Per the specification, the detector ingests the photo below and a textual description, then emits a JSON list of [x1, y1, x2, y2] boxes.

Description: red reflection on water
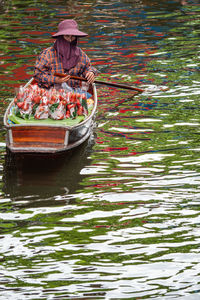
[[25, 8, 40, 11], [102, 147, 129, 151], [124, 33, 136, 37], [23, 38, 50, 44], [0, 63, 33, 89], [119, 108, 138, 113], [113, 36, 125, 39], [8, 47, 22, 51], [93, 61, 113, 65], [96, 137, 104, 144], [155, 33, 164, 36], [20, 31, 47, 35], [92, 183, 119, 188], [14, 54, 34, 58], [1, 63, 13, 68], [129, 151, 138, 155], [96, 20, 109, 23], [122, 53, 136, 58], [95, 35, 106, 38], [14, 65, 30, 78]]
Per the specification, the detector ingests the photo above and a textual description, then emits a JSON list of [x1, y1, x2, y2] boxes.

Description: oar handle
[[95, 79, 144, 92], [55, 73, 86, 81], [54, 73, 144, 93]]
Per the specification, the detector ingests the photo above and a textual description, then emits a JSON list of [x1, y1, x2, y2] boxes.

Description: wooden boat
[[4, 79, 97, 154]]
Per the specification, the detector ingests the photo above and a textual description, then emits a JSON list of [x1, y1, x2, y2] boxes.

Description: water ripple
[[0, 0, 200, 299]]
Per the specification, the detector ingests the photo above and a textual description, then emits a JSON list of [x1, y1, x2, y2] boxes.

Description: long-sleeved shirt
[[34, 46, 98, 89]]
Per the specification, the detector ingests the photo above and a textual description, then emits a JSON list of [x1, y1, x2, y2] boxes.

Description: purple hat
[[52, 19, 88, 38]]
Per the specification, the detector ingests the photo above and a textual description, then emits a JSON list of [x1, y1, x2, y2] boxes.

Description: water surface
[[0, 0, 200, 299]]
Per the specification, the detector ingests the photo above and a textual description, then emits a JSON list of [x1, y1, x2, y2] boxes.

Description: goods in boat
[[4, 80, 97, 154]]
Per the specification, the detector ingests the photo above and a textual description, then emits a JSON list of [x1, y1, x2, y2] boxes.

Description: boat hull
[[4, 84, 97, 154]]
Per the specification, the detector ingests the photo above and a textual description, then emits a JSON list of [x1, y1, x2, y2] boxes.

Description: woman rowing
[[34, 19, 98, 90]]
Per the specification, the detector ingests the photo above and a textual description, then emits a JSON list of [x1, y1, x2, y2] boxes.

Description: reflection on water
[[3, 138, 94, 200], [0, 0, 200, 299]]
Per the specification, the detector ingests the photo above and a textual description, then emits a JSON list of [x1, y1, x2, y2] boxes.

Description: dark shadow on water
[[2, 136, 94, 202]]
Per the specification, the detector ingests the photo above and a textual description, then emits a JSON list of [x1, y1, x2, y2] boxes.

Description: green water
[[0, 0, 200, 299]]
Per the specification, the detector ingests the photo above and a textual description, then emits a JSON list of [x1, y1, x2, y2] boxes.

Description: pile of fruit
[[13, 85, 93, 120]]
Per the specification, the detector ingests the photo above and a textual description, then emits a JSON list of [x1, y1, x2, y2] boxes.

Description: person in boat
[[34, 19, 98, 90]]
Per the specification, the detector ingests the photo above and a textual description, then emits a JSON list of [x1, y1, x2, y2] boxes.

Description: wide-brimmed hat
[[52, 19, 88, 38]]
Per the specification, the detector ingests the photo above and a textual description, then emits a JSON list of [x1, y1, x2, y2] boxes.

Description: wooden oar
[[54, 73, 144, 93]]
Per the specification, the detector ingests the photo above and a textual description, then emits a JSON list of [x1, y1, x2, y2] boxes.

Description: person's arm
[[81, 51, 98, 84], [34, 48, 65, 88]]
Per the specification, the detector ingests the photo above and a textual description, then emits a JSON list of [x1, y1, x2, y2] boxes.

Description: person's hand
[[55, 74, 71, 84], [85, 71, 95, 84]]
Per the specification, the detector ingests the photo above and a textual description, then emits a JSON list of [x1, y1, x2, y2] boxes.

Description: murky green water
[[0, 0, 200, 299]]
